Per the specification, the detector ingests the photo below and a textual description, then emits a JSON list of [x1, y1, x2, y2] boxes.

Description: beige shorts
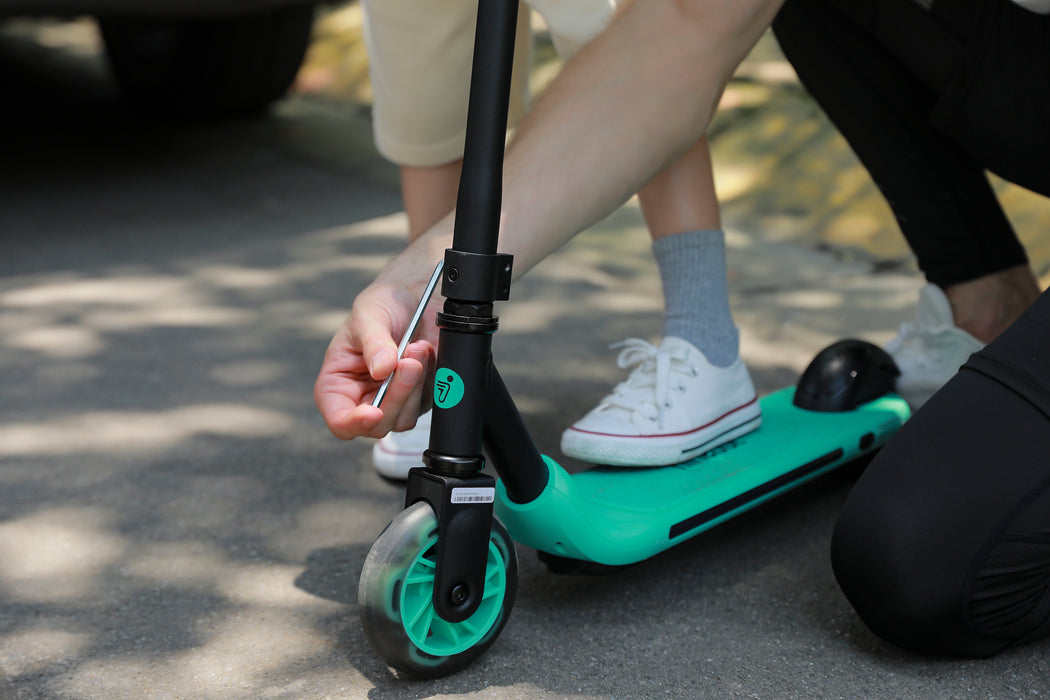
[[361, 0, 617, 167]]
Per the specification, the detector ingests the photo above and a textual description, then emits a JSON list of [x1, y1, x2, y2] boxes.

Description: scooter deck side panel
[[495, 387, 909, 565]]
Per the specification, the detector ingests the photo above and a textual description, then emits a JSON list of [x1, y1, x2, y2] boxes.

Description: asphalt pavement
[[2, 19, 1050, 700]]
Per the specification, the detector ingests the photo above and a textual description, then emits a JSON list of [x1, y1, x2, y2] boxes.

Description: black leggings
[[832, 286, 1050, 657], [772, 0, 1050, 287]]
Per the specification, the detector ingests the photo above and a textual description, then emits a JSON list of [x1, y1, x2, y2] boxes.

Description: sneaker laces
[[602, 338, 696, 429]]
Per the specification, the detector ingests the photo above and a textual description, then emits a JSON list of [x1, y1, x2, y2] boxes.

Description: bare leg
[[945, 265, 1041, 344], [404, 137, 722, 243], [400, 160, 464, 240], [637, 136, 720, 236], [632, 136, 740, 366], [560, 135, 759, 465]]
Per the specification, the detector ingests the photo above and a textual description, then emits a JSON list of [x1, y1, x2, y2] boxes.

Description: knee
[[831, 370, 1050, 656], [828, 411, 1015, 658], [831, 491, 976, 654], [832, 485, 1050, 657]]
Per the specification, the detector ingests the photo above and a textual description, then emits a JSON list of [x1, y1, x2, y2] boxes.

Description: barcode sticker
[[450, 487, 496, 504]]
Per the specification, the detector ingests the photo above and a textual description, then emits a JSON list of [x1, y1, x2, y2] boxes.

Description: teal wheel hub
[[400, 536, 508, 656]]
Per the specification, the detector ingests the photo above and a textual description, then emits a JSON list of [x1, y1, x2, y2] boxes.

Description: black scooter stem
[[452, 0, 520, 257]]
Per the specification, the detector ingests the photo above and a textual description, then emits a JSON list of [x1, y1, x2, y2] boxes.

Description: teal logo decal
[[434, 368, 465, 409]]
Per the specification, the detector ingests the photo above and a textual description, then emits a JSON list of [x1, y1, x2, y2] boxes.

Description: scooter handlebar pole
[[451, 0, 519, 257]]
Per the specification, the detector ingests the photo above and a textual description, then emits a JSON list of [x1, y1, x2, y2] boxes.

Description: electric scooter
[[357, 0, 910, 678]]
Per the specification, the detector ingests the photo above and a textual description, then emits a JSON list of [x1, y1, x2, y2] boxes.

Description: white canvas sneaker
[[886, 284, 984, 409], [560, 337, 761, 467], [372, 410, 431, 481]]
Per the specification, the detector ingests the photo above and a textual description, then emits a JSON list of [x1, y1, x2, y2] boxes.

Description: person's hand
[[314, 278, 439, 440]]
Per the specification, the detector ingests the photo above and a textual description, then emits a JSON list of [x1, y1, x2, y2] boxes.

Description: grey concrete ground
[[2, 18, 1050, 700]]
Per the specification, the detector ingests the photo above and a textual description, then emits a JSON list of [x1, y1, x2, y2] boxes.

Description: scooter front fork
[[403, 467, 496, 624], [400, 0, 538, 625], [404, 267, 552, 623], [405, 300, 500, 624]]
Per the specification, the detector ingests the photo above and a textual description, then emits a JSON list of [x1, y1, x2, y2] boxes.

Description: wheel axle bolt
[[450, 584, 469, 606]]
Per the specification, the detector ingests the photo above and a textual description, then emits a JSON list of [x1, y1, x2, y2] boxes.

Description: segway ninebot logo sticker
[[434, 368, 465, 409]]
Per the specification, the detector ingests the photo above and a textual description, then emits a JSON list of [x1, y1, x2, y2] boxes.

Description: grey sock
[[652, 229, 739, 367]]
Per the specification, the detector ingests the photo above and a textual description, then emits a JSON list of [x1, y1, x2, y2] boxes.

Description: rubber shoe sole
[[561, 397, 761, 467]]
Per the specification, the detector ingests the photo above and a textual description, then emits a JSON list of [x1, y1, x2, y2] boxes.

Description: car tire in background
[[98, 5, 315, 120]]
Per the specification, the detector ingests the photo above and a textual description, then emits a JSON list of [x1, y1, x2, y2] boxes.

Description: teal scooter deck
[[494, 387, 909, 566]]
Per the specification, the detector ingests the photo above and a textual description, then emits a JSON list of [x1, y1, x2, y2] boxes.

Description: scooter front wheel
[[359, 501, 518, 678]]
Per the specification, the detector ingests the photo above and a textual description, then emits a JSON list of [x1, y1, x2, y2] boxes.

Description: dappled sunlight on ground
[[0, 627, 92, 680], [0, 158, 459, 691], [0, 507, 124, 603], [3, 12, 1050, 698], [0, 163, 412, 692], [57, 609, 335, 699], [0, 406, 294, 457], [0, 215, 409, 364]]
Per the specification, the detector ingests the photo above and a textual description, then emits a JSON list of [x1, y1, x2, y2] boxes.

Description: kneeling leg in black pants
[[832, 288, 1050, 656]]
